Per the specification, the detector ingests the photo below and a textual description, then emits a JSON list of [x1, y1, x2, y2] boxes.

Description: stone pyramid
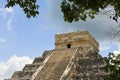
[[5, 31, 107, 80]]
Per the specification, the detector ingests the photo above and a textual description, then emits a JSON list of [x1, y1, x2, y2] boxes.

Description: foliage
[[5, 0, 120, 22], [61, 0, 120, 23], [5, 0, 39, 18], [103, 53, 120, 80]]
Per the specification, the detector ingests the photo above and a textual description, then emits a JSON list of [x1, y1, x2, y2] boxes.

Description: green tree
[[61, 0, 120, 23], [5, 0, 39, 18], [103, 53, 120, 80], [5, 0, 120, 22]]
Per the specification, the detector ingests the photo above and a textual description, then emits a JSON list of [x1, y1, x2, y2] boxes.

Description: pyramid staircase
[[32, 48, 78, 80]]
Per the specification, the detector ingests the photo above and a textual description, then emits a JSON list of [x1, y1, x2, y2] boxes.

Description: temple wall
[[55, 31, 99, 52]]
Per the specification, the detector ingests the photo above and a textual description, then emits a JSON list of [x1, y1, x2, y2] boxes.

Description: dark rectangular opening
[[67, 44, 71, 48]]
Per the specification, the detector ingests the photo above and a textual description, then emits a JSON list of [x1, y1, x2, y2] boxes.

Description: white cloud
[[5, 8, 14, 13], [118, 44, 120, 50], [0, 7, 13, 18], [113, 42, 120, 56], [0, 38, 6, 43], [0, 7, 14, 31], [113, 51, 120, 56], [0, 55, 33, 80], [6, 17, 12, 31], [99, 42, 111, 51]]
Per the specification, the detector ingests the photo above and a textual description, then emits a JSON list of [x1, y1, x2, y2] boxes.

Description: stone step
[[42, 50, 52, 59], [23, 64, 40, 71], [13, 79, 30, 80], [32, 57, 43, 64], [32, 50, 52, 64], [11, 70, 35, 80]]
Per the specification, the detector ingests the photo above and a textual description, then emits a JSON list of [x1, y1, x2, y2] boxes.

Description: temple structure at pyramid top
[[5, 31, 107, 80], [55, 31, 99, 52]]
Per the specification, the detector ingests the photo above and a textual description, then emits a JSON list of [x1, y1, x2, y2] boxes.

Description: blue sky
[[0, 0, 120, 80]]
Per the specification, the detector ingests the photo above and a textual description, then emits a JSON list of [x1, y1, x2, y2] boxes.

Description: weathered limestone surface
[[55, 31, 99, 52], [62, 47, 107, 80], [5, 31, 107, 80]]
